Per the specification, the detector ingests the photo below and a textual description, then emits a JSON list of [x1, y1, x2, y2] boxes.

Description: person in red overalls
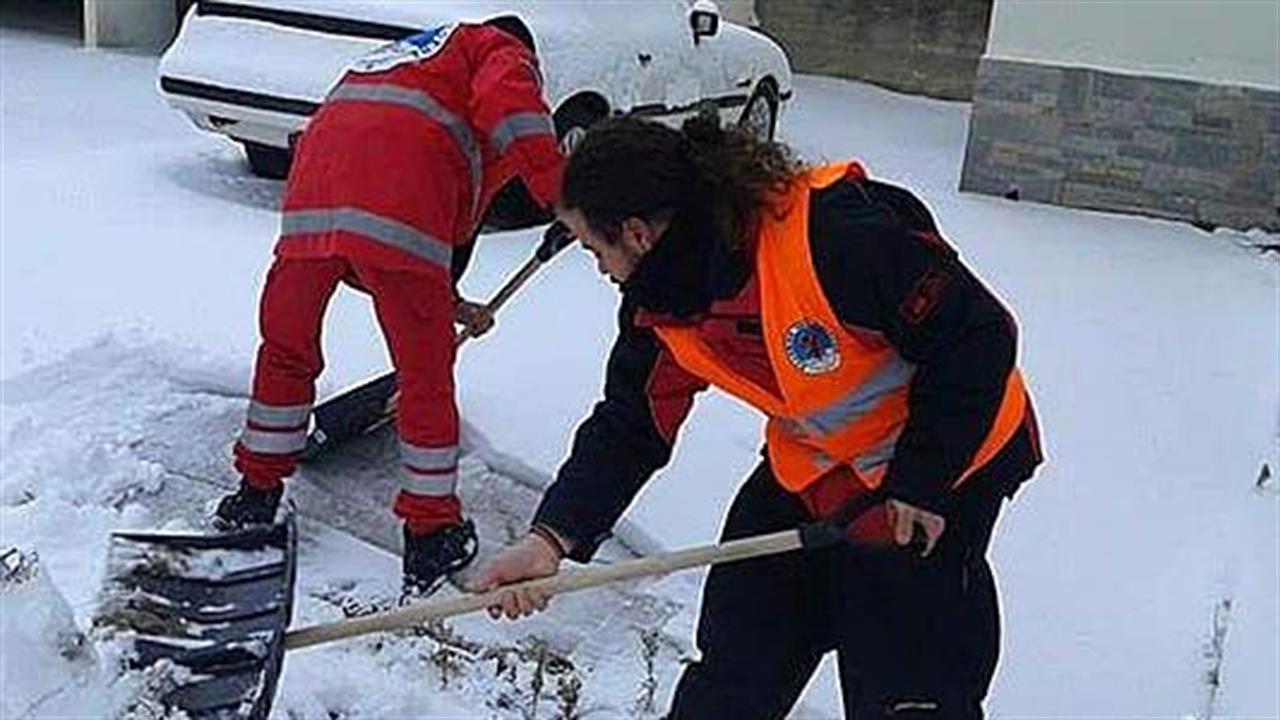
[[213, 16, 565, 596]]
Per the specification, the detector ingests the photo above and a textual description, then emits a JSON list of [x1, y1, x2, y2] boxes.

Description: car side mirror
[[689, 0, 720, 44]]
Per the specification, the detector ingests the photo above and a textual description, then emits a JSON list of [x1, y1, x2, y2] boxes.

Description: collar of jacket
[[632, 257, 758, 329], [624, 211, 752, 326]]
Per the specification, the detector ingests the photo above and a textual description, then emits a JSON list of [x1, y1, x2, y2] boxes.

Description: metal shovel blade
[[301, 372, 398, 462], [99, 516, 297, 719]]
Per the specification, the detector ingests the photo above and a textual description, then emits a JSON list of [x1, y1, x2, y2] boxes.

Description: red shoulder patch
[[899, 268, 951, 325]]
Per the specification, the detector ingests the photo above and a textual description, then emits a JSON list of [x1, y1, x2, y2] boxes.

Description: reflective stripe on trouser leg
[[239, 426, 308, 455], [241, 400, 312, 455], [236, 256, 345, 489], [351, 263, 461, 528], [400, 467, 458, 497], [246, 400, 311, 430], [399, 440, 459, 497]]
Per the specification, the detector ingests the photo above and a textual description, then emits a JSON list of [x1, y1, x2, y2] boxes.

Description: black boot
[[402, 520, 478, 598], [213, 482, 283, 530]]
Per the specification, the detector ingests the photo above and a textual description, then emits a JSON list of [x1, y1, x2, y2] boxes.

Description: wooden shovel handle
[[453, 254, 544, 348], [284, 528, 803, 651]]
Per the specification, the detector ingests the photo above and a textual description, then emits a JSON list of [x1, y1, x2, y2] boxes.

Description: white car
[[159, 0, 793, 183]]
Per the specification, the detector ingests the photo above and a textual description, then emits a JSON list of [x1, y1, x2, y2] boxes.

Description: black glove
[[536, 221, 575, 262]]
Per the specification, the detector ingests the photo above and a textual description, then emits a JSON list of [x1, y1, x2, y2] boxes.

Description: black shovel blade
[[300, 372, 398, 462], [100, 516, 297, 720]]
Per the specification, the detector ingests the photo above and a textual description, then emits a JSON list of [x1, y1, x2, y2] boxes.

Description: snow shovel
[[101, 491, 888, 718], [97, 515, 297, 720], [301, 222, 575, 461]]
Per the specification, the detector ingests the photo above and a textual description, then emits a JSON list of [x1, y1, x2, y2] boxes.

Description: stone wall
[[757, 0, 993, 100], [961, 57, 1279, 231]]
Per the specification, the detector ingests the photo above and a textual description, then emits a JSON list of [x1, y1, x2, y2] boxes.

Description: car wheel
[[738, 82, 778, 140], [241, 140, 291, 180]]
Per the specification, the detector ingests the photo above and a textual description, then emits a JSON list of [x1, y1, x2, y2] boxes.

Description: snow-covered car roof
[[161, 0, 792, 127]]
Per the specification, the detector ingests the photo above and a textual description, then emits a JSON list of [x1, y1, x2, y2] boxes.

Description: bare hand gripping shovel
[[301, 222, 575, 462], [98, 491, 888, 718]]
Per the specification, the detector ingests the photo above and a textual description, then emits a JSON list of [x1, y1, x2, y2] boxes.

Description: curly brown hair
[[561, 114, 802, 253]]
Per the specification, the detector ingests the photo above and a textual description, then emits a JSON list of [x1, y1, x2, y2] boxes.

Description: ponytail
[[678, 113, 800, 252], [561, 115, 801, 253]]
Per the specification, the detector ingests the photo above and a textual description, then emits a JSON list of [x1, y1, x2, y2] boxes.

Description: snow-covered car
[[158, 0, 793, 182]]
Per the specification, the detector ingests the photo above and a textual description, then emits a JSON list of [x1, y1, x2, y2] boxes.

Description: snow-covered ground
[[3, 27, 1277, 719]]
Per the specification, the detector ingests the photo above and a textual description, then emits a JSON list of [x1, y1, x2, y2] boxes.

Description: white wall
[[84, 0, 176, 50], [987, 0, 1279, 90], [717, 0, 759, 27]]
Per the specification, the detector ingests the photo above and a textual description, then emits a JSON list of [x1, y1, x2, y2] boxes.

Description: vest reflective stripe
[[327, 81, 482, 203], [798, 356, 914, 436], [853, 429, 902, 476], [491, 111, 555, 154], [281, 208, 452, 270], [246, 401, 311, 430], [240, 427, 308, 455], [399, 467, 457, 496], [399, 440, 459, 473], [656, 161, 1030, 495]]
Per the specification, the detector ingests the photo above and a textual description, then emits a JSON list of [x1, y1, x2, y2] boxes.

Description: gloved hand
[[454, 298, 495, 339], [799, 466, 946, 557], [535, 221, 574, 262], [468, 529, 565, 620]]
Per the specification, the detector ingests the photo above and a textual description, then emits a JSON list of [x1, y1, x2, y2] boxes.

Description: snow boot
[[213, 482, 283, 530], [402, 520, 478, 598]]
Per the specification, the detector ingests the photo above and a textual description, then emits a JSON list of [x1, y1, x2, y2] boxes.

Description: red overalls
[[234, 22, 564, 534]]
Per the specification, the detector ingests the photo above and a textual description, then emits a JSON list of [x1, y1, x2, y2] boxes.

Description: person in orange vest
[[473, 116, 1043, 718], [213, 16, 564, 597]]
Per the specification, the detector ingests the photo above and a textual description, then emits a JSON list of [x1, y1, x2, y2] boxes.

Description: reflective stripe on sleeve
[[491, 111, 555, 154]]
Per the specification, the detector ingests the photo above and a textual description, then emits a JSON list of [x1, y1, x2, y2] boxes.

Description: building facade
[[756, 0, 994, 101], [960, 1, 1279, 232]]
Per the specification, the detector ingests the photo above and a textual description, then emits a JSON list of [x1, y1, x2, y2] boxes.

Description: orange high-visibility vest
[[654, 162, 1029, 494]]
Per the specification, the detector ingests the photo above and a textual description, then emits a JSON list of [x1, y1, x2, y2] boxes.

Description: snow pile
[[0, 329, 707, 717], [0, 547, 163, 718], [1, 548, 98, 717]]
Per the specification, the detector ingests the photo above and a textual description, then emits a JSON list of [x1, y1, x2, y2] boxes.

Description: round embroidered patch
[[348, 24, 457, 75], [784, 321, 841, 375]]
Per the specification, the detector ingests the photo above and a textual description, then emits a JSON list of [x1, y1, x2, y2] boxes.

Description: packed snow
[[3, 25, 1277, 719]]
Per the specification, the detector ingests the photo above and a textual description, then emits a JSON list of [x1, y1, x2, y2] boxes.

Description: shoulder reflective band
[[327, 82, 481, 208]]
